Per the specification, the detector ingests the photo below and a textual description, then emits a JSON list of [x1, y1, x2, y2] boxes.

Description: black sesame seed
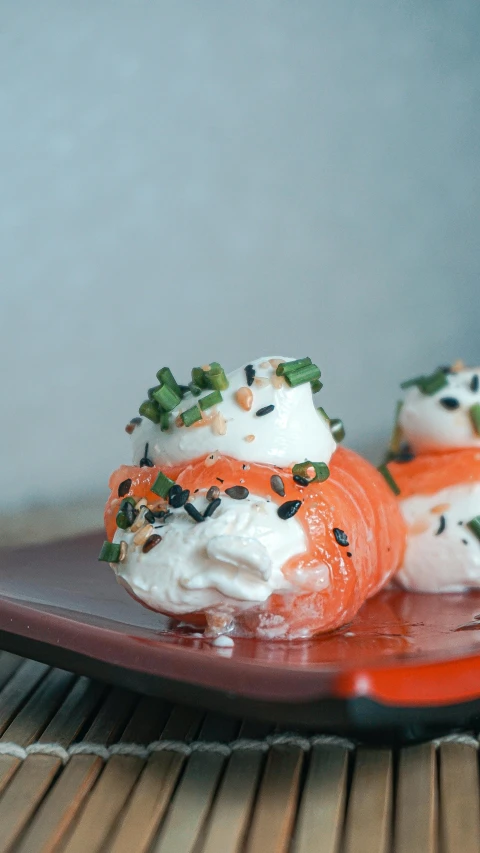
[[184, 503, 205, 523], [144, 509, 156, 525], [270, 474, 285, 498], [278, 500, 302, 520], [346, 552, 352, 558], [256, 404, 275, 417], [142, 533, 162, 553], [118, 478, 132, 497], [458, 521, 464, 525], [178, 384, 190, 395], [436, 515, 446, 535], [139, 443, 154, 467], [437, 365, 452, 375], [216, 477, 224, 484], [151, 509, 170, 520], [471, 375, 480, 392], [293, 475, 310, 487], [130, 417, 143, 425], [225, 486, 249, 500], [169, 488, 190, 508], [439, 397, 460, 410], [168, 484, 182, 502], [203, 497, 222, 518], [463, 539, 469, 545], [119, 500, 136, 527], [206, 485, 221, 502], [333, 528, 349, 547], [245, 364, 255, 386]]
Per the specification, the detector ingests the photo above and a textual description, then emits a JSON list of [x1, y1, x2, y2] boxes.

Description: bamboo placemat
[[0, 652, 478, 853]]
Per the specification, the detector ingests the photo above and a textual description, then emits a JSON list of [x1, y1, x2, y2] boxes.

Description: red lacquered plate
[[3, 533, 480, 739]]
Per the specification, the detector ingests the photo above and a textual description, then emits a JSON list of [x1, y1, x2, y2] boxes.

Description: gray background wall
[[1, 1, 479, 531]]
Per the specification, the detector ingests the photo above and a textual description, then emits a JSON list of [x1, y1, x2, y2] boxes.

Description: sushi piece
[[101, 356, 405, 639], [386, 363, 480, 592]]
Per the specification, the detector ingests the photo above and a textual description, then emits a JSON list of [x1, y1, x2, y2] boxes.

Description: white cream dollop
[[112, 491, 312, 616], [399, 368, 480, 454], [131, 356, 335, 469], [396, 483, 480, 592]]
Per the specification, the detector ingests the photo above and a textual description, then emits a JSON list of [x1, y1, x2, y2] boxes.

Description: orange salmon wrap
[[387, 447, 480, 500], [105, 446, 406, 638]]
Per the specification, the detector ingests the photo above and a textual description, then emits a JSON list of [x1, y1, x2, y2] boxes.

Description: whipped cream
[[400, 368, 480, 453], [131, 356, 335, 469], [396, 483, 480, 592], [113, 490, 310, 616]]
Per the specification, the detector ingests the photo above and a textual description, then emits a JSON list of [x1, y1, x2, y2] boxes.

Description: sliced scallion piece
[[160, 411, 170, 432], [199, 390, 223, 411], [205, 364, 229, 391], [284, 364, 321, 387], [156, 367, 183, 399], [139, 400, 161, 423], [276, 357, 312, 377], [191, 367, 209, 389], [400, 375, 425, 390], [330, 418, 346, 443], [147, 385, 161, 401], [419, 370, 448, 395], [151, 471, 176, 499], [317, 407, 329, 421], [377, 464, 401, 495], [467, 516, 480, 540], [388, 401, 404, 456], [98, 541, 121, 563], [188, 382, 203, 396], [310, 379, 323, 394], [152, 383, 181, 412], [470, 403, 480, 436], [292, 461, 330, 482], [181, 404, 202, 427]]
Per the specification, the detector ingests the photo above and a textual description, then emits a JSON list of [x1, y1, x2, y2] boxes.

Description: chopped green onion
[[317, 407, 329, 421], [188, 382, 203, 396], [147, 385, 161, 401], [330, 418, 346, 443], [378, 464, 401, 496], [191, 367, 209, 389], [139, 400, 161, 423], [120, 497, 137, 508], [292, 461, 330, 482], [156, 366, 182, 398], [181, 404, 202, 427], [388, 401, 404, 456], [467, 516, 480, 540], [199, 390, 223, 411], [151, 471, 176, 498], [160, 411, 170, 432], [98, 541, 121, 563], [400, 370, 448, 396], [152, 383, 181, 412], [470, 404, 480, 436], [115, 511, 130, 530], [284, 365, 321, 387], [205, 365, 229, 391], [310, 379, 323, 394], [276, 357, 313, 376]]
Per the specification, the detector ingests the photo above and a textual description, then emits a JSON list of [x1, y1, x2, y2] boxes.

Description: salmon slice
[[104, 447, 405, 638], [387, 447, 480, 500]]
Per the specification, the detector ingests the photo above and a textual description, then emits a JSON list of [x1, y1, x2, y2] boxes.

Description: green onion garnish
[[467, 516, 480, 540], [160, 411, 170, 432], [199, 390, 223, 411], [284, 364, 321, 387], [470, 404, 480, 436], [139, 400, 161, 423], [317, 407, 329, 421], [205, 364, 229, 392], [188, 382, 203, 397], [400, 370, 448, 396], [310, 379, 323, 394], [98, 541, 121, 563], [388, 401, 404, 456], [181, 405, 202, 427], [151, 471, 176, 499], [152, 383, 181, 412], [292, 461, 330, 482], [147, 385, 161, 401], [377, 464, 401, 496], [276, 357, 313, 376], [330, 418, 346, 443], [191, 367, 209, 389], [156, 366, 182, 399]]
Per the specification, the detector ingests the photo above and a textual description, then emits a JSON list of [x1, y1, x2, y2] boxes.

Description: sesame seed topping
[[439, 397, 460, 410], [256, 404, 275, 417], [270, 474, 285, 497], [184, 503, 205, 523], [436, 515, 446, 535], [225, 486, 249, 500], [333, 528, 349, 547], [206, 486, 221, 502], [118, 479, 132, 497], [471, 375, 480, 392], [277, 500, 302, 520], [142, 533, 162, 553], [203, 497, 222, 518], [244, 434, 255, 442], [245, 364, 255, 386]]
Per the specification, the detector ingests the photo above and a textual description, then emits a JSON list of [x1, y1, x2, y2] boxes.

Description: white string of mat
[[0, 731, 477, 764]]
